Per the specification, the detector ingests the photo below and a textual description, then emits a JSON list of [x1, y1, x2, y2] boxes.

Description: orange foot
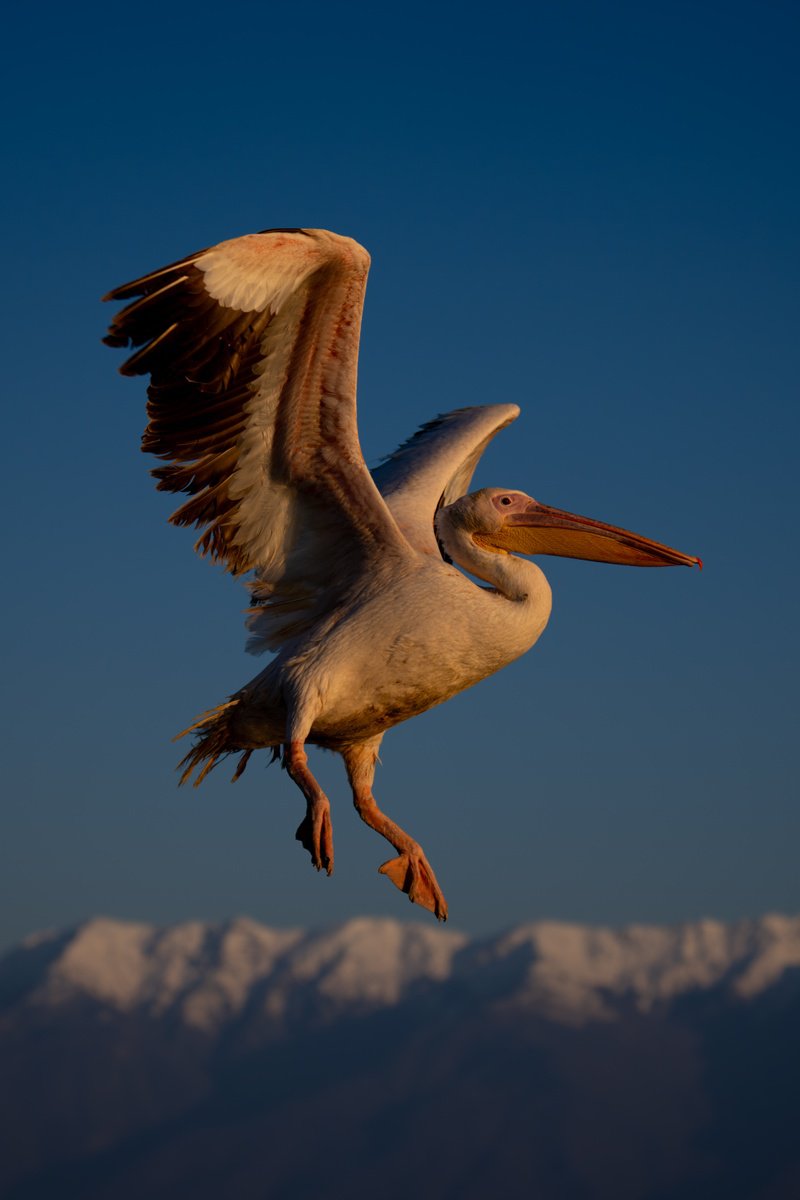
[[295, 801, 334, 875], [379, 852, 448, 921]]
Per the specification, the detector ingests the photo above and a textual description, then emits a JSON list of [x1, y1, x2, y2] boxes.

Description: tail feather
[[175, 699, 248, 787]]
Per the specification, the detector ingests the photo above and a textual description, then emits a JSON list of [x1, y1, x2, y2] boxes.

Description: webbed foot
[[379, 852, 448, 921], [295, 798, 334, 875]]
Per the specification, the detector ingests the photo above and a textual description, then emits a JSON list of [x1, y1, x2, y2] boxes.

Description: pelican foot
[[379, 853, 448, 921], [295, 801, 334, 875]]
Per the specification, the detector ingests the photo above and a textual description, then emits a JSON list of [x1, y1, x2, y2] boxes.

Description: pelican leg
[[284, 741, 334, 875], [342, 739, 448, 922]]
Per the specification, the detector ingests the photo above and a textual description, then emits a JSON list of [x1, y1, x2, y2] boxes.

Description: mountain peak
[[3, 913, 799, 1032]]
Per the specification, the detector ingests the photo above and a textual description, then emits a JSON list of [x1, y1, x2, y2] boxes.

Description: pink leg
[[342, 739, 448, 921], [284, 741, 334, 875]]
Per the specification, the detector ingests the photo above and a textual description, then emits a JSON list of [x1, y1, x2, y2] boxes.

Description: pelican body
[[105, 228, 700, 920], [227, 515, 552, 751]]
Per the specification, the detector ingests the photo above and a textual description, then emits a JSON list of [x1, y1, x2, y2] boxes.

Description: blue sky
[[1, 0, 797, 948]]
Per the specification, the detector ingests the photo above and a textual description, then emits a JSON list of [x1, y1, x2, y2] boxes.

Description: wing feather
[[372, 405, 520, 553], [105, 228, 412, 639]]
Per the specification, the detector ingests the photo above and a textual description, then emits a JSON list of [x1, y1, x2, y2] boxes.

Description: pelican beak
[[479, 500, 702, 568]]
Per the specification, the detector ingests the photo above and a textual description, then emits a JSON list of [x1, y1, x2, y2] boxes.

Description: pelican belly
[[297, 556, 552, 746]]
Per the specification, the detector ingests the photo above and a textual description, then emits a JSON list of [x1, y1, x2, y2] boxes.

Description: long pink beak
[[483, 500, 702, 568]]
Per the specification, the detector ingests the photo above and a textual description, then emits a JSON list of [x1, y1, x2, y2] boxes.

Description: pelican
[[104, 227, 700, 921]]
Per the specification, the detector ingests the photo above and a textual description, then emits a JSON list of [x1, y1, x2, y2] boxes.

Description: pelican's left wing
[[105, 228, 412, 652], [372, 404, 520, 554]]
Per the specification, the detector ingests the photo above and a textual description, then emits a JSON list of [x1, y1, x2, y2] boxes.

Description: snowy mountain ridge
[[6, 913, 800, 1032]]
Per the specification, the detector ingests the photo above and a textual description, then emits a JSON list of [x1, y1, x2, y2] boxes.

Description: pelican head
[[443, 487, 701, 568]]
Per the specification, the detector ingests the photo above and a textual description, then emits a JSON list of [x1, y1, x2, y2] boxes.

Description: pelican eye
[[500, 496, 513, 506]]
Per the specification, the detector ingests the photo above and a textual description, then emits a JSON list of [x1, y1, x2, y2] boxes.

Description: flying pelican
[[104, 227, 700, 921]]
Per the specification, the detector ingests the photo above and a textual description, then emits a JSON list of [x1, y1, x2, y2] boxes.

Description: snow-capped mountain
[[8, 912, 800, 1030], [2, 915, 799, 1200]]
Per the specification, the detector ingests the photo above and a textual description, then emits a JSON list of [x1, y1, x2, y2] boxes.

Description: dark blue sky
[[1, 0, 797, 948]]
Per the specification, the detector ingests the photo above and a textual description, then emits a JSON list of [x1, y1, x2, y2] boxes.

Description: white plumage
[[105, 227, 700, 920]]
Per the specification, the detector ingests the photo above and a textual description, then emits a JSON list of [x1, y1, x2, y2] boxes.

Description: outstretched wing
[[104, 227, 412, 652], [372, 404, 520, 554]]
